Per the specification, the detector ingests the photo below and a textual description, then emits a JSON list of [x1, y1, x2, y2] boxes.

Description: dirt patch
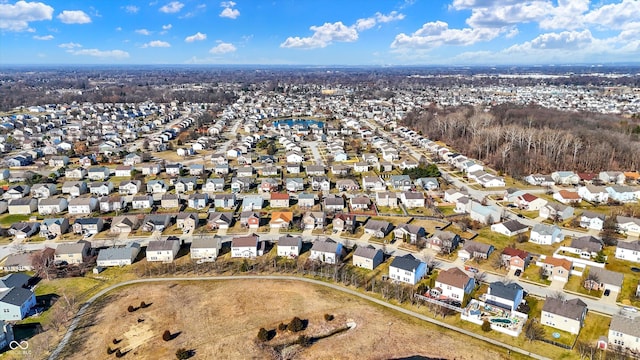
[[64, 280, 508, 360]]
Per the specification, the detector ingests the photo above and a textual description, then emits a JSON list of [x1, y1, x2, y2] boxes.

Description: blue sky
[[0, 0, 639, 65]]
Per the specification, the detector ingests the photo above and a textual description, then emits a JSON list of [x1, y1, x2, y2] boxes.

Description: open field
[[61, 280, 512, 360]]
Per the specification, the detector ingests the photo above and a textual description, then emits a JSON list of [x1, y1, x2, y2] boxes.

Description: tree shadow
[[169, 331, 182, 340]]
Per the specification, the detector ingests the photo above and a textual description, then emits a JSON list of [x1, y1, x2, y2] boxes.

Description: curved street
[[48, 275, 550, 360]]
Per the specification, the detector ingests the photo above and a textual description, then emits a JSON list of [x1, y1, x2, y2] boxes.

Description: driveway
[[548, 279, 566, 291], [358, 233, 373, 242]]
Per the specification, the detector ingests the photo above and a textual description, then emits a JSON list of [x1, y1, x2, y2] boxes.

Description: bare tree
[[524, 318, 544, 342]]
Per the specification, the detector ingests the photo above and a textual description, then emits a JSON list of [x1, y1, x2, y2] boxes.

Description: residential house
[[311, 176, 331, 192], [165, 163, 182, 176], [608, 314, 640, 352], [189, 164, 204, 176], [376, 191, 398, 208], [141, 214, 172, 232], [203, 178, 225, 193], [434, 267, 475, 301], [99, 195, 125, 213], [187, 193, 209, 209], [306, 165, 325, 176], [335, 179, 359, 192], [578, 185, 610, 203], [285, 178, 305, 192], [615, 241, 640, 263], [524, 174, 555, 186], [490, 220, 528, 237], [61, 181, 87, 197], [176, 213, 198, 233], [551, 171, 580, 185], [323, 194, 344, 212], [190, 236, 222, 261], [584, 267, 623, 293], [65, 167, 87, 179], [389, 254, 427, 285], [131, 195, 153, 210], [87, 166, 110, 180], [213, 193, 236, 209], [270, 211, 293, 229], [352, 245, 384, 270], [599, 171, 626, 184], [542, 257, 573, 282], [333, 213, 356, 234], [568, 236, 604, 259], [277, 235, 303, 258], [269, 192, 290, 208], [8, 222, 39, 240], [607, 185, 638, 203], [240, 211, 261, 229], [207, 212, 234, 230], [114, 165, 133, 177], [260, 165, 278, 177], [362, 176, 385, 191], [541, 297, 587, 334], [393, 224, 426, 244], [400, 191, 425, 209], [415, 177, 439, 191], [302, 211, 325, 230], [469, 202, 501, 224], [515, 193, 547, 210], [214, 164, 230, 175], [350, 195, 372, 210], [389, 175, 413, 191], [553, 190, 582, 204], [160, 193, 180, 209], [231, 234, 259, 258], [458, 240, 494, 262], [617, 216, 640, 237], [0, 273, 36, 321], [110, 215, 141, 235], [118, 180, 142, 195], [579, 211, 605, 231], [72, 218, 104, 235], [140, 163, 162, 176], [8, 197, 37, 215], [174, 177, 198, 193], [146, 238, 180, 263], [3, 249, 53, 272], [539, 202, 574, 222], [54, 241, 91, 264], [485, 282, 524, 312], [428, 230, 461, 254], [89, 181, 113, 197], [242, 195, 264, 211], [530, 224, 563, 245], [501, 247, 531, 271], [30, 183, 57, 199], [231, 177, 253, 193], [310, 238, 343, 264], [298, 193, 316, 208], [363, 219, 393, 238], [146, 180, 168, 194], [96, 243, 141, 267], [259, 178, 279, 193], [286, 163, 301, 174], [40, 218, 69, 239]]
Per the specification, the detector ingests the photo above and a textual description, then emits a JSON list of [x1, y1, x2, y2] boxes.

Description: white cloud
[[391, 21, 501, 49], [135, 28, 152, 35], [281, 22, 358, 49], [162, 23, 172, 30], [0, 0, 54, 32], [57, 10, 92, 24], [68, 48, 130, 58], [185, 32, 207, 42], [142, 40, 171, 48], [58, 42, 82, 48], [115, 26, 122, 31], [451, 0, 520, 11], [209, 41, 236, 54], [465, 2, 552, 29], [124, 5, 139, 14], [33, 34, 53, 40], [509, 29, 594, 51], [221, 1, 236, 7], [283, 11, 403, 49], [159, 1, 184, 13], [220, 7, 240, 19], [583, 0, 640, 30]]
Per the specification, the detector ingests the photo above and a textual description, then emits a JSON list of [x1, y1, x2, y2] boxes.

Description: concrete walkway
[[49, 275, 550, 360]]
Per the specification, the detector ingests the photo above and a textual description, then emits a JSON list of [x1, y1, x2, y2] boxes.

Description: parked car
[[604, 289, 611, 297], [514, 269, 522, 277]]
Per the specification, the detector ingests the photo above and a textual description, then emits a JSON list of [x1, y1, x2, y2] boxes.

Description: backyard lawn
[[0, 213, 31, 226]]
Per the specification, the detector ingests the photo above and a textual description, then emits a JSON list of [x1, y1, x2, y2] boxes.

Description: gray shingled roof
[[501, 219, 528, 232], [489, 281, 523, 301], [147, 239, 179, 252], [589, 267, 624, 287], [278, 235, 302, 247], [390, 254, 421, 272], [0, 287, 34, 306], [311, 238, 339, 253], [542, 297, 587, 320], [353, 245, 381, 260], [610, 314, 640, 338], [0, 273, 31, 289]]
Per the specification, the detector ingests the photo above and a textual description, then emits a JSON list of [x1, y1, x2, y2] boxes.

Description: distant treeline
[[402, 104, 640, 177]]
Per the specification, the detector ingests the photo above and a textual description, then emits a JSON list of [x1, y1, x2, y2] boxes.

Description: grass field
[[60, 280, 513, 360]]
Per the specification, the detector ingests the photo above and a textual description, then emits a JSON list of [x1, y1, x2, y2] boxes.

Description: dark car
[[604, 289, 611, 296], [514, 269, 522, 277], [517, 214, 525, 218]]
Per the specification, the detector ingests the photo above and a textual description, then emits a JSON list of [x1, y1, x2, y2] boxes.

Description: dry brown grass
[[62, 280, 509, 360]]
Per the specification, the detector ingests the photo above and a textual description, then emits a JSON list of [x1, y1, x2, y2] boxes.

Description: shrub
[[324, 314, 334, 322], [140, 301, 148, 308], [175, 348, 190, 359], [112, 338, 120, 344], [296, 335, 311, 347], [115, 349, 124, 358], [257, 327, 269, 342], [278, 323, 287, 331], [163, 330, 172, 341], [127, 305, 135, 313], [107, 347, 114, 355], [289, 317, 304, 332], [481, 320, 492, 332]]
